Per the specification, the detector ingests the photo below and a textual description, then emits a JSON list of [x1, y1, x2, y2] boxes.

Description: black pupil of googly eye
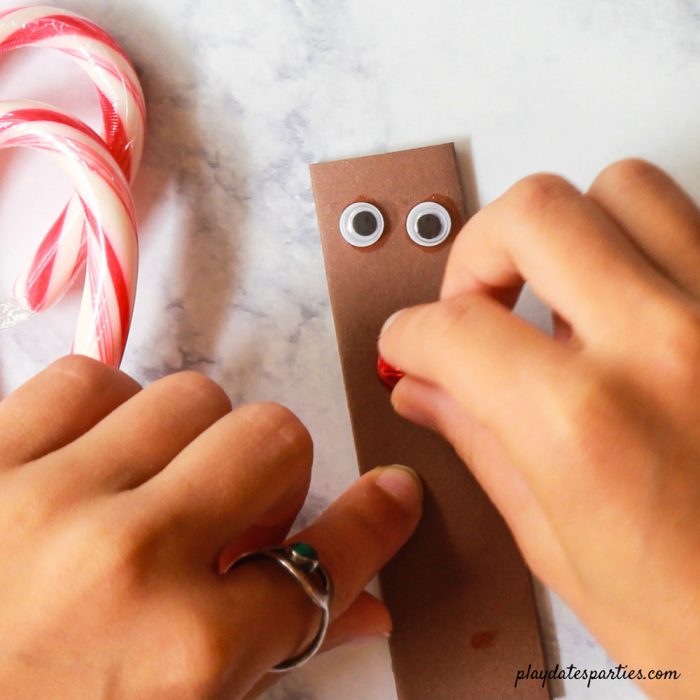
[[351, 210, 378, 236], [416, 213, 443, 240]]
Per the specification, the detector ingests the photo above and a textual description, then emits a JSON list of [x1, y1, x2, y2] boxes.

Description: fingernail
[[391, 393, 436, 432], [380, 309, 405, 337], [374, 465, 423, 514], [390, 382, 441, 432]]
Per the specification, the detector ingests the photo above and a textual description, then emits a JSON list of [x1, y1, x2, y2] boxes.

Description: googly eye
[[406, 201, 452, 247], [339, 202, 385, 247]]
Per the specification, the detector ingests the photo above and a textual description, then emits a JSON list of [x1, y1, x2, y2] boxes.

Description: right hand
[[379, 159, 700, 699]]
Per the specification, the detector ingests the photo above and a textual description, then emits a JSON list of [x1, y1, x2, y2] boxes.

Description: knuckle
[[139, 603, 229, 696], [508, 172, 577, 214], [32, 512, 147, 599], [96, 529, 141, 577], [432, 294, 485, 338], [76, 511, 151, 584], [550, 371, 623, 460], [167, 371, 232, 412], [342, 500, 398, 553], [169, 610, 230, 694], [650, 302, 700, 385], [49, 354, 116, 391], [246, 400, 298, 426], [0, 469, 56, 535], [591, 157, 660, 194], [242, 401, 312, 453]]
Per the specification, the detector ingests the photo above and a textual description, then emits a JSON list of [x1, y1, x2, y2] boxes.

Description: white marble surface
[[1, 1, 697, 698]]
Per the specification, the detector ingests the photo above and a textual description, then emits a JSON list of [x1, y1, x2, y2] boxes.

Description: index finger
[[378, 291, 571, 438]]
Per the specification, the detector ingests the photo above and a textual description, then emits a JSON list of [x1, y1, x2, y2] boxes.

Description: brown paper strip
[[310, 143, 549, 700]]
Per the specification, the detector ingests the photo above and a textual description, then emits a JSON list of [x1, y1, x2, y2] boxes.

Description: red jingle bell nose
[[377, 354, 405, 391]]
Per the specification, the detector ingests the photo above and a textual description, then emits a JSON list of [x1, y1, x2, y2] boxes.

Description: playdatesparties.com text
[[514, 663, 681, 689]]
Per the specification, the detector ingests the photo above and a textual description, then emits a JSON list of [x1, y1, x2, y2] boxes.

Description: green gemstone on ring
[[290, 542, 318, 560]]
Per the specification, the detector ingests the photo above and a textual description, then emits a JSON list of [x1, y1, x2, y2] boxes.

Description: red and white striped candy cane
[[0, 5, 146, 314], [0, 100, 138, 366]]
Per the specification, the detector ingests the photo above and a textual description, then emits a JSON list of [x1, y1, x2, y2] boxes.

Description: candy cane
[[0, 6, 146, 313], [0, 100, 137, 366]]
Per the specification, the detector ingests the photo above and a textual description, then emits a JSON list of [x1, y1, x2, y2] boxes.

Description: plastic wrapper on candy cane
[[0, 5, 145, 331], [0, 101, 137, 366]]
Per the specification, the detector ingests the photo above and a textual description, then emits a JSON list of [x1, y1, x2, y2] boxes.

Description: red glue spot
[[377, 355, 405, 391], [470, 630, 498, 650]]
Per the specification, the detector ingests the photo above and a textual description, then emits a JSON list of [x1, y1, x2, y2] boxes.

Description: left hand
[[0, 356, 423, 699]]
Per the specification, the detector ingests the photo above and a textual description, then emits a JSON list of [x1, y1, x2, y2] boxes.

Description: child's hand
[[379, 159, 700, 699], [0, 357, 423, 698]]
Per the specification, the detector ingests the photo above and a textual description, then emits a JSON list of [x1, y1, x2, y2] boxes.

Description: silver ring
[[224, 542, 333, 672]]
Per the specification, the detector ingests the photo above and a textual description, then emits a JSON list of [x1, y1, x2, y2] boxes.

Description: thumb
[[389, 375, 570, 587]]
